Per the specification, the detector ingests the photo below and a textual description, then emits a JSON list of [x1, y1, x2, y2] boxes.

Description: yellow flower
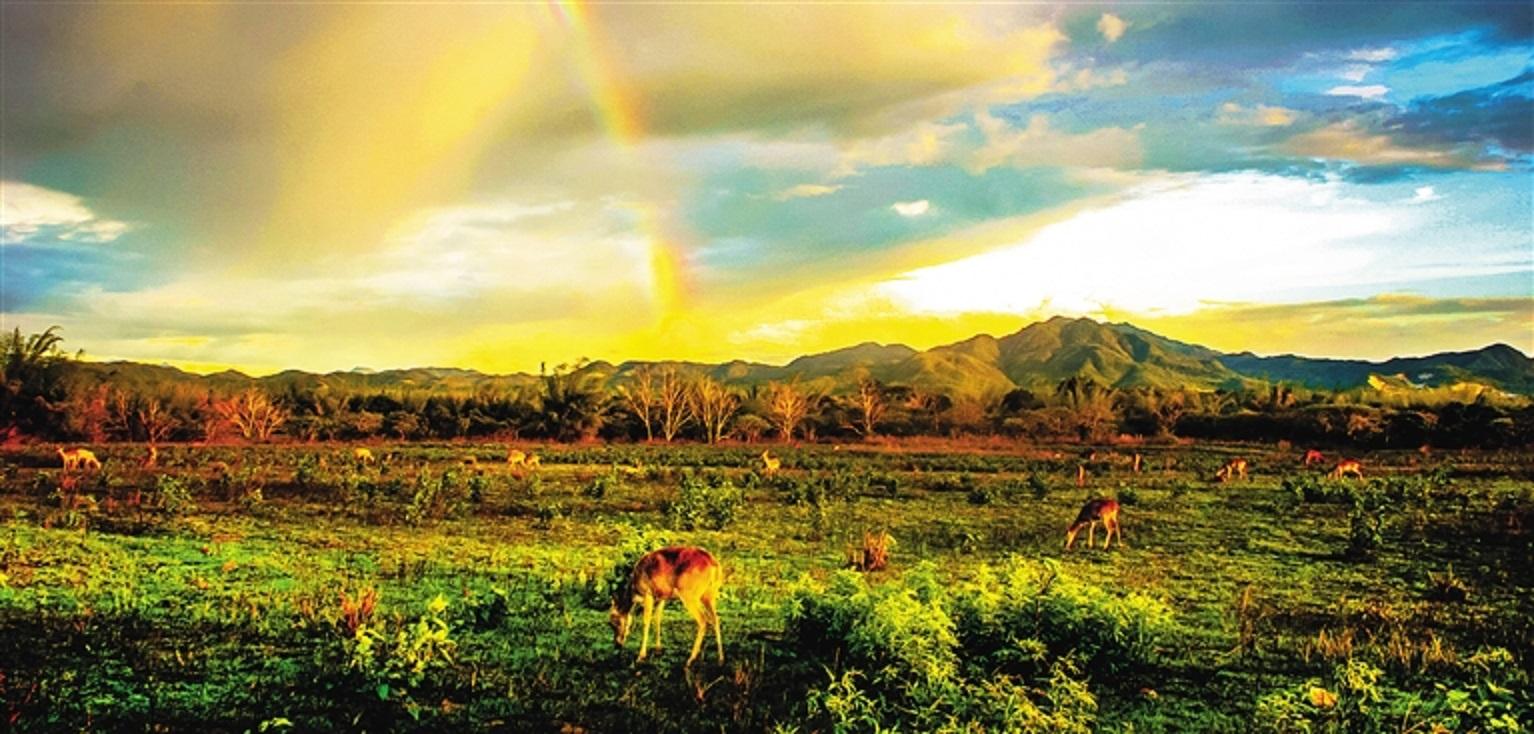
[[427, 594, 448, 615]]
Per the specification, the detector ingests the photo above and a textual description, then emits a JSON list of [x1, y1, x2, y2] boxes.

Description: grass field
[[1, 442, 1530, 732]]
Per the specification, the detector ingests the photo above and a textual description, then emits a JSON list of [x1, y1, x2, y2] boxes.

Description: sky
[[1, 2, 1531, 375]]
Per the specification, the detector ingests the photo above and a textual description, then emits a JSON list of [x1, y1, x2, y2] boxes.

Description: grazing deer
[[610, 546, 724, 666], [1330, 459, 1364, 480], [1065, 498, 1121, 550], [143, 445, 159, 469], [1303, 449, 1324, 467], [1216, 458, 1249, 483], [353, 447, 376, 465], [760, 450, 781, 476], [507, 449, 540, 468], [57, 448, 101, 472]]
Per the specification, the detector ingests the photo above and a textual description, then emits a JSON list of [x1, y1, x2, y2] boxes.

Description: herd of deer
[[46, 443, 1371, 668]]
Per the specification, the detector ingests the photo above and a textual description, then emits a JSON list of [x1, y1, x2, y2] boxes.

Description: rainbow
[[548, 0, 689, 324]]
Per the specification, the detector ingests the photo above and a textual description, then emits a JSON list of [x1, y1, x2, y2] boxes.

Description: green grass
[[1, 442, 1530, 731]]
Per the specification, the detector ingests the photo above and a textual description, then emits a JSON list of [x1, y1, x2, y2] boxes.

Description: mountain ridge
[[71, 318, 1534, 397]]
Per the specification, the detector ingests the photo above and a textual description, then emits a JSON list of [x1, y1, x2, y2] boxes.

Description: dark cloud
[[1389, 70, 1534, 152]]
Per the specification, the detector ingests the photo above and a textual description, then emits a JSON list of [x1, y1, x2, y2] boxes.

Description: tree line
[[4, 328, 1531, 449]]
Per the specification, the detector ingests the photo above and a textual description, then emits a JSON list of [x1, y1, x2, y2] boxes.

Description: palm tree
[[0, 326, 73, 440], [538, 361, 609, 441]]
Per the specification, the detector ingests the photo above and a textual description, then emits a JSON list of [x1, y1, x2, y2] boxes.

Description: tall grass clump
[[781, 558, 1170, 732]]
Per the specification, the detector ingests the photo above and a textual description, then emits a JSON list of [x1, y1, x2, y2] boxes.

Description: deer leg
[[1103, 519, 1113, 549], [682, 597, 706, 667], [1088, 521, 1097, 549], [707, 593, 724, 663], [637, 595, 654, 661], [652, 598, 666, 650]]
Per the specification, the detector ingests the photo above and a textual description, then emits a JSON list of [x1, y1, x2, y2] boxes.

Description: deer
[[760, 450, 781, 476], [1302, 449, 1325, 467], [1065, 498, 1121, 550], [508, 450, 540, 471], [142, 445, 159, 469], [1215, 458, 1249, 483], [1330, 459, 1364, 480], [57, 447, 101, 472], [610, 546, 724, 667], [353, 447, 376, 465]]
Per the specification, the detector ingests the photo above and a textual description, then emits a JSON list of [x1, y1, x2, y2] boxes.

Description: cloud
[[1285, 121, 1495, 169], [833, 120, 969, 177], [1133, 295, 1533, 361], [872, 172, 1440, 317], [1216, 102, 1300, 127], [891, 200, 931, 217], [774, 184, 843, 201], [1326, 84, 1390, 99], [1097, 13, 1128, 43], [1, 181, 130, 245], [1346, 47, 1399, 63], [969, 112, 1142, 172], [1409, 186, 1442, 204], [1389, 71, 1534, 153]]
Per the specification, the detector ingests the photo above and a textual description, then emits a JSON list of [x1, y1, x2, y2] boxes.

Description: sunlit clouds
[[2, 3, 1529, 372]]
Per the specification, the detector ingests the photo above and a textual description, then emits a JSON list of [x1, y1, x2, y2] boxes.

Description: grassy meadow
[[0, 441, 1530, 732]]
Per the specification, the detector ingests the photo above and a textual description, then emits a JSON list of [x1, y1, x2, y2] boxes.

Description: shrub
[[783, 561, 1148, 732], [155, 474, 196, 515], [667, 473, 743, 530]]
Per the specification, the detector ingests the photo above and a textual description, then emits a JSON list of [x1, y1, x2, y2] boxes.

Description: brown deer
[[507, 449, 541, 470], [352, 447, 376, 465], [143, 445, 159, 469], [1330, 459, 1364, 480], [760, 450, 781, 476], [610, 546, 724, 666], [1215, 458, 1248, 483], [1065, 498, 1121, 550], [1302, 449, 1324, 467], [57, 447, 101, 472]]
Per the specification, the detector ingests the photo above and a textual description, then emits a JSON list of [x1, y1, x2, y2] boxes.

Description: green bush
[[1255, 657, 1531, 734], [783, 559, 1168, 732], [667, 473, 743, 530]]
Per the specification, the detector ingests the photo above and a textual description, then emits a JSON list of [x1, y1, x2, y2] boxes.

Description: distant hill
[[70, 317, 1534, 398]]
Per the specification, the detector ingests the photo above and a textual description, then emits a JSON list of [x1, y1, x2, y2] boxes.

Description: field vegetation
[[1, 441, 1530, 731]]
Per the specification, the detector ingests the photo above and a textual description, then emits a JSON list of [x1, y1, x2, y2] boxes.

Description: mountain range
[[74, 317, 1534, 399]]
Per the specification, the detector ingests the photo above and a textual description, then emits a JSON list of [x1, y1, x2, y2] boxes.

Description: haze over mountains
[[75, 317, 1534, 398]]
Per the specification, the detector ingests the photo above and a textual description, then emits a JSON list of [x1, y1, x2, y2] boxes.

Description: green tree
[[537, 361, 608, 441], [0, 326, 73, 440]]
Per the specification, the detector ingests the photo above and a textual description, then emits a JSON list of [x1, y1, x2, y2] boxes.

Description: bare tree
[[655, 366, 693, 442], [766, 379, 811, 442], [67, 384, 112, 443], [689, 376, 739, 444], [138, 398, 178, 446], [852, 378, 888, 438], [217, 388, 288, 442], [616, 365, 659, 442]]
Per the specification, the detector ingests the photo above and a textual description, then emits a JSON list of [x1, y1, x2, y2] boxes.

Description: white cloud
[[1409, 186, 1442, 204], [1346, 47, 1399, 63], [1097, 13, 1128, 43], [1338, 64, 1373, 83], [774, 183, 843, 201], [891, 200, 931, 217], [1326, 84, 1389, 99], [875, 173, 1441, 317], [1, 180, 130, 245]]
